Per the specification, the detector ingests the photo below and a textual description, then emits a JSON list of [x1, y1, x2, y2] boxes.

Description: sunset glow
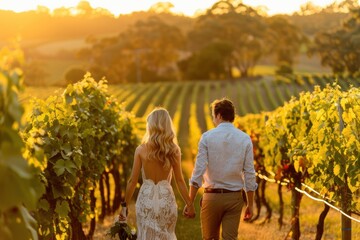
[[0, 0, 337, 16]]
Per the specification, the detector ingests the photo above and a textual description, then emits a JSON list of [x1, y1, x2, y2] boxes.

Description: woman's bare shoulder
[[136, 144, 148, 158], [175, 145, 181, 156]]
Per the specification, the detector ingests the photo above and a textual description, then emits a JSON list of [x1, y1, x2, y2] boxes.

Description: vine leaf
[[53, 159, 77, 176], [55, 201, 70, 218]]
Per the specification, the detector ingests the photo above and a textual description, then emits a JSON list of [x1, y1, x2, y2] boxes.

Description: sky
[[0, 0, 337, 16]]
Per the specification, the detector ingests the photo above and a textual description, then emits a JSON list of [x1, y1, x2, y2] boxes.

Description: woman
[[119, 107, 195, 239]]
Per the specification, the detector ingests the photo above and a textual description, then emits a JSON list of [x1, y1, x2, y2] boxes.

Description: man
[[184, 98, 257, 240]]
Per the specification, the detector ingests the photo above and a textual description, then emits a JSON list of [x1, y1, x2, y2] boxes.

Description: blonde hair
[[142, 107, 179, 169]]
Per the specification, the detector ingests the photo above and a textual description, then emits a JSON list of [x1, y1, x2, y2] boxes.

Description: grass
[[92, 183, 360, 239]]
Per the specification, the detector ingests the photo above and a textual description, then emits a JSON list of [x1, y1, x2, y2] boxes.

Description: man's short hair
[[211, 98, 235, 122]]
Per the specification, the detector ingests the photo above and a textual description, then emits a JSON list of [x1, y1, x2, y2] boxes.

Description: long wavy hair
[[142, 108, 179, 169]]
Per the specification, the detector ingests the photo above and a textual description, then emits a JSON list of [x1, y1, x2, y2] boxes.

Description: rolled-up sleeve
[[189, 133, 208, 188], [243, 140, 258, 192]]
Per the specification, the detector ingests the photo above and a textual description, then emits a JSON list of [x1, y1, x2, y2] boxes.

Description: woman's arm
[[172, 148, 195, 217], [120, 146, 142, 219]]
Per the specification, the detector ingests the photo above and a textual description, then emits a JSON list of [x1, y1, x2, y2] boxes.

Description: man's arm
[[189, 185, 199, 203], [189, 134, 208, 189], [243, 140, 258, 221], [243, 191, 254, 221], [183, 134, 208, 218]]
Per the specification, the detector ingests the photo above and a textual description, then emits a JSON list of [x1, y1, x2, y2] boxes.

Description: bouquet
[[107, 215, 137, 240]]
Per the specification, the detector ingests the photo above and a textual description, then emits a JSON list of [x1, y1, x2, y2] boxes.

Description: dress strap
[[141, 167, 147, 180], [167, 169, 172, 182]]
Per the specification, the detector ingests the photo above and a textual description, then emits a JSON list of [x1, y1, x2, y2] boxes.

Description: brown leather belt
[[204, 188, 242, 194]]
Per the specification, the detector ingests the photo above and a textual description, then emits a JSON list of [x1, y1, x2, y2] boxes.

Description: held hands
[[243, 205, 253, 222], [182, 203, 196, 219]]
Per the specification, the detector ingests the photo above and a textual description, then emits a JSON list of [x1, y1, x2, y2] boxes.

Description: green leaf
[[38, 199, 50, 211], [18, 206, 38, 240], [53, 159, 66, 176], [53, 159, 77, 176], [0, 145, 31, 179], [61, 142, 72, 154], [0, 206, 35, 240], [52, 185, 64, 199], [55, 201, 70, 218], [0, 163, 31, 210]]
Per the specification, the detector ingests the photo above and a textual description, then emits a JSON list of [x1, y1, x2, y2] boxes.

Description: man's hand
[[183, 204, 196, 219], [243, 205, 253, 222]]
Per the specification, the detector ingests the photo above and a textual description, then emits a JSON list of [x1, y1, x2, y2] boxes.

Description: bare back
[[138, 144, 173, 183]]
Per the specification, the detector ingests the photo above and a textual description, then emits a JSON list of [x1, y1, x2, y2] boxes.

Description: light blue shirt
[[190, 122, 258, 192]]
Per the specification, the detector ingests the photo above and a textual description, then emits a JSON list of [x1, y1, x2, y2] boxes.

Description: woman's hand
[[119, 206, 128, 222], [183, 203, 196, 219]]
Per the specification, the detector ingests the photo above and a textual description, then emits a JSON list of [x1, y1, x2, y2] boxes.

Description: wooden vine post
[[337, 98, 351, 240]]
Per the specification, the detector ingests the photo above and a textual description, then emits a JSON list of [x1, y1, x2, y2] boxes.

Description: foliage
[[236, 82, 360, 208], [107, 219, 137, 240], [310, 8, 360, 75], [275, 62, 294, 75], [0, 46, 44, 240], [234, 113, 268, 173], [235, 82, 360, 238], [188, 1, 267, 78], [297, 84, 360, 211], [78, 16, 184, 83], [178, 41, 233, 80], [266, 16, 307, 72], [22, 74, 138, 239], [64, 68, 86, 84]]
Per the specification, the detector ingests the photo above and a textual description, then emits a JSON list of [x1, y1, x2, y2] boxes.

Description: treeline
[[0, 5, 191, 42], [1, 0, 358, 84], [0, 1, 351, 42], [74, 1, 359, 83]]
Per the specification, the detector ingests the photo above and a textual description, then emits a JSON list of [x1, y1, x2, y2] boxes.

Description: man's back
[[201, 122, 252, 190]]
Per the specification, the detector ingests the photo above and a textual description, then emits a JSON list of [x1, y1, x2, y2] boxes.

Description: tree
[[76, 1, 93, 16], [65, 68, 86, 84], [187, 0, 267, 78], [149, 2, 174, 14], [23, 60, 49, 86], [121, 16, 185, 75], [266, 16, 307, 74], [53, 7, 71, 17], [78, 16, 185, 83], [178, 41, 233, 80], [310, 8, 360, 75], [299, 1, 322, 15]]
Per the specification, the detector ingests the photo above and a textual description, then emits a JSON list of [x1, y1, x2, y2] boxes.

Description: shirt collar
[[217, 122, 234, 128]]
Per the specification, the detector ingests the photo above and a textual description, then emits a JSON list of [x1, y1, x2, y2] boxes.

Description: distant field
[[35, 38, 89, 55]]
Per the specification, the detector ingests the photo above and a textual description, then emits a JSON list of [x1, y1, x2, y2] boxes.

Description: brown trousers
[[200, 191, 244, 240]]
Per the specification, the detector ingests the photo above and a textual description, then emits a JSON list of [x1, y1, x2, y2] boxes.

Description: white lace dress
[[135, 168, 178, 240]]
